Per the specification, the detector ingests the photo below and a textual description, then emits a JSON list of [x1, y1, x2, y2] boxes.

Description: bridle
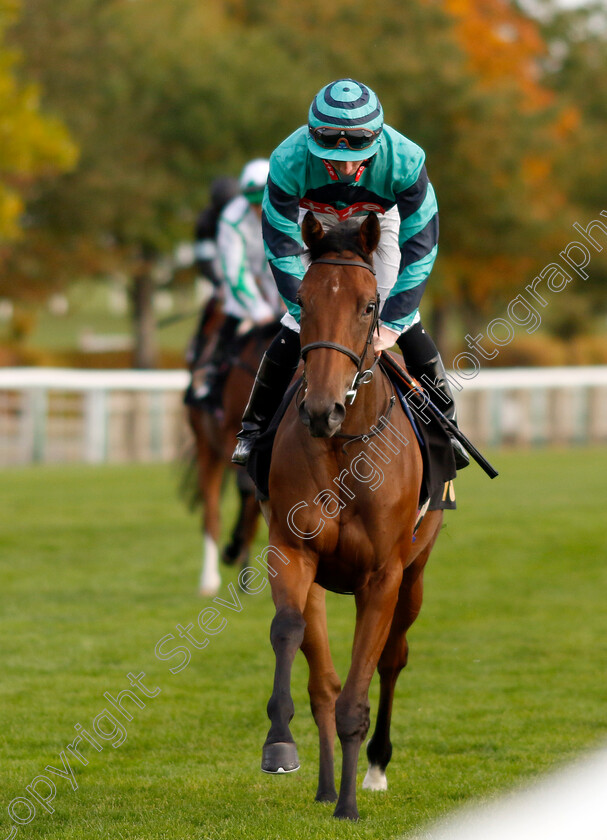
[[299, 257, 381, 405]]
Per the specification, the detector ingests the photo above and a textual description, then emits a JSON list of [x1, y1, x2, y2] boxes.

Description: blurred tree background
[[0, 1, 76, 241], [0, 0, 605, 367]]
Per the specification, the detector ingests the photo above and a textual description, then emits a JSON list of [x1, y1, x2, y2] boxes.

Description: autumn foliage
[[0, 0, 76, 242], [1, 0, 605, 360]]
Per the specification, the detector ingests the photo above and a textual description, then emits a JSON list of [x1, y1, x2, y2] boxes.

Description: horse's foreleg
[[198, 455, 224, 597], [333, 569, 402, 821], [364, 558, 425, 791], [222, 471, 259, 569], [301, 584, 340, 803], [365, 513, 442, 790], [262, 552, 316, 775]]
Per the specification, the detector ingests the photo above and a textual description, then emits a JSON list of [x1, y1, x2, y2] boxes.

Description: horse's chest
[[313, 516, 390, 592]]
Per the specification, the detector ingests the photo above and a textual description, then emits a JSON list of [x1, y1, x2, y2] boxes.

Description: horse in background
[[186, 321, 280, 595], [258, 212, 445, 820]]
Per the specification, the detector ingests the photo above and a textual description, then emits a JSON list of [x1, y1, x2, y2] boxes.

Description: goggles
[[309, 125, 382, 152]]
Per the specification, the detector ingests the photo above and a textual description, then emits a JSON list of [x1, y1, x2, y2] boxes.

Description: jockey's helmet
[[308, 79, 384, 162], [239, 159, 270, 205], [210, 176, 239, 212]]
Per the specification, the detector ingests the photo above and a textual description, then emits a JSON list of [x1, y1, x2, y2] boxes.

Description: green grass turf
[[0, 448, 606, 838]]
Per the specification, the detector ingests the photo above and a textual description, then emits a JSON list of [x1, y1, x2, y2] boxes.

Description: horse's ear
[[358, 212, 381, 255], [301, 211, 324, 250]]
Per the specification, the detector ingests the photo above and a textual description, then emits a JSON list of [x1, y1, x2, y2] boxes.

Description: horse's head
[[297, 211, 381, 438]]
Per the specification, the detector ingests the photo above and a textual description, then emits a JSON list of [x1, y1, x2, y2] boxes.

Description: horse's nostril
[[330, 402, 346, 428], [298, 400, 311, 427], [300, 399, 345, 436]]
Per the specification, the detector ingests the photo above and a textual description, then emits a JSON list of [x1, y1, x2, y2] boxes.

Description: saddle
[[379, 354, 456, 512], [246, 359, 456, 516]]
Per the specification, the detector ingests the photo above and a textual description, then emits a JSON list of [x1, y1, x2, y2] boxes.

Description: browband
[[310, 257, 376, 276]]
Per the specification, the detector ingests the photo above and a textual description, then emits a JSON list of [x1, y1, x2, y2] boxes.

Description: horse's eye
[[296, 295, 303, 308], [365, 301, 376, 315]]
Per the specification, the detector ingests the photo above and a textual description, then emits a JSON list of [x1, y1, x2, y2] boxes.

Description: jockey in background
[[185, 176, 239, 369], [189, 159, 284, 407], [232, 78, 468, 468]]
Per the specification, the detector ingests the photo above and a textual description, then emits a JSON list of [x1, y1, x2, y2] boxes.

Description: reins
[[299, 256, 380, 406]]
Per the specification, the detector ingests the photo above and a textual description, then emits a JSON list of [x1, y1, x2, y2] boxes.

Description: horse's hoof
[[261, 741, 300, 774], [199, 584, 220, 597], [221, 544, 239, 567], [333, 803, 359, 821], [362, 764, 388, 791], [315, 789, 338, 803]]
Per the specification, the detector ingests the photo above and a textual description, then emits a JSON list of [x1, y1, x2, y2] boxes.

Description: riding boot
[[192, 314, 240, 403], [231, 328, 300, 466], [185, 294, 220, 367], [397, 323, 470, 470]]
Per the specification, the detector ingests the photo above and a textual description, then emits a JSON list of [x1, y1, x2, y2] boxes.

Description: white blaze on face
[[199, 533, 220, 596]]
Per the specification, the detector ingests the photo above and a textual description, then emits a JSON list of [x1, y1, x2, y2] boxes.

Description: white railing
[[0, 366, 606, 465], [454, 366, 607, 448], [0, 368, 191, 465]]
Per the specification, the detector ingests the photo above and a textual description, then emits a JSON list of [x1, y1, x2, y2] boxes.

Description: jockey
[[193, 176, 241, 286], [185, 176, 240, 369], [191, 159, 284, 404], [231, 79, 468, 468]]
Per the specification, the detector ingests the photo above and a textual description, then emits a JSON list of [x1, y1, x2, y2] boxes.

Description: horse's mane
[[305, 220, 373, 266]]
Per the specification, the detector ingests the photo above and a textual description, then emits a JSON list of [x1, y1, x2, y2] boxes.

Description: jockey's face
[[330, 159, 366, 178]]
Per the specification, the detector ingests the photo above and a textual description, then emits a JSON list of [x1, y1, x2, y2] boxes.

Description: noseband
[[299, 257, 380, 404]]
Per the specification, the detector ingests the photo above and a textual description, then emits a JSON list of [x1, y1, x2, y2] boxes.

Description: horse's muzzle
[[299, 398, 346, 438]]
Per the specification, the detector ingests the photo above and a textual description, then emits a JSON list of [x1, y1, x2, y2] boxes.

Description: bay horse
[[259, 212, 444, 820], [187, 322, 279, 595]]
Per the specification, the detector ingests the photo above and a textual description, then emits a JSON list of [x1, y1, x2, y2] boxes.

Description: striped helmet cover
[[307, 79, 384, 161]]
